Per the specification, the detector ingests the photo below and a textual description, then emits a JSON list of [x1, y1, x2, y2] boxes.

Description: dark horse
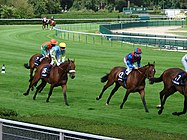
[[23, 59, 76, 106], [48, 19, 56, 30], [96, 62, 156, 112], [150, 68, 187, 116], [24, 54, 51, 82], [42, 20, 49, 30]]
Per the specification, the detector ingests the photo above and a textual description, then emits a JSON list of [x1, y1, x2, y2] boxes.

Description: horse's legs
[[33, 80, 46, 100], [106, 82, 120, 105], [96, 80, 114, 100], [29, 68, 34, 82], [139, 90, 149, 112], [46, 85, 54, 102], [120, 90, 131, 109], [172, 94, 187, 116], [23, 76, 39, 96], [38, 80, 47, 93], [61, 84, 69, 106], [158, 88, 175, 115]]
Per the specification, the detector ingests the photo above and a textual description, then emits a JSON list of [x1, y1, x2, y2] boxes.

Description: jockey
[[34, 39, 58, 66], [172, 54, 187, 85], [41, 42, 67, 77], [119, 48, 142, 83], [42, 16, 47, 23], [41, 39, 58, 57], [50, 42, 66, 66]]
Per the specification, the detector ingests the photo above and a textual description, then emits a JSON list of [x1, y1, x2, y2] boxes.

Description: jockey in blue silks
[[118, 48, 142, 84]]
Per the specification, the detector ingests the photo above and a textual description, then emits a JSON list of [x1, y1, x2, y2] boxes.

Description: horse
[[24, 54, 51, 82], [150, 68, 187, 116], [48, 19, 56, 30], [42, 20, 48, 30], [23, 59, 76, 106], [96, 62, 156, 112]]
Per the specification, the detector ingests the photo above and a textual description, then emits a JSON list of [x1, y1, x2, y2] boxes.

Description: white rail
[[0, 118, 121, 140]]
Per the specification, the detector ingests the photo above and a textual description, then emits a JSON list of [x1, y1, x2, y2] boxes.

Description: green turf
[[0, 25, 187, 139]]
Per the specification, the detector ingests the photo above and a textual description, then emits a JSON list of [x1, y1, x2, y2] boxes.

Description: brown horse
[[24, 54, 51, 82], [96, 62, 156, 112], [150, 68, 187, 116], [42, 20, 48, 30], [48, 19, 56, 30], [23, 59, 76, 106]]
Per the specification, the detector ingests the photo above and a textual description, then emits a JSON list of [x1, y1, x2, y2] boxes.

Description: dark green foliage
[[0, 108, 18, 117]]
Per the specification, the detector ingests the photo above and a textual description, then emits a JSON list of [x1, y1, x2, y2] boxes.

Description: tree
[[0, 5, 15, 18], [11, 0, 34, 18]]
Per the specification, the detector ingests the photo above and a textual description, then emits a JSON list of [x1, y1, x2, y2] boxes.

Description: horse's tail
[[24, 63, 30, 69], [149, 74, 163, 84], [101, 73, 109, 83]]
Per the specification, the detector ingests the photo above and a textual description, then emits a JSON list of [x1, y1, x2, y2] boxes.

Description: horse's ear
[[153, 61, 155, 65], [73, 58, 75, 63], [148, 62, 150, 65], [68, 58, 70, 61]]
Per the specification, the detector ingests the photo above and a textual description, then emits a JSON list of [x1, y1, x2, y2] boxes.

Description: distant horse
[[96, 62, 156, 112], [48, 19, 56, 30], [42, 20, 48, 30], [150, 68, 187, 116], [23, 59, 76, 106], [24, 54, 51, 82]]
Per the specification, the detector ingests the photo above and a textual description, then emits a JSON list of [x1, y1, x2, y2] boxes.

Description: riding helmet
[[50, 39, 58, 45], [59, 42, 66, 48], [134, 48, 142, 54]]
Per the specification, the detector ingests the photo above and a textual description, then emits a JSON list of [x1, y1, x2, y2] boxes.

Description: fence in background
[[54, 27, 187, 49], [0, 118, 120, 140]]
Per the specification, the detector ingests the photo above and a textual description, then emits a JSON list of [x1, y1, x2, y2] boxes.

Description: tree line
[[0, 0, 186, 18]]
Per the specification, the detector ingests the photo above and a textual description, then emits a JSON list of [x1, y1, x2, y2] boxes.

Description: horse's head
[[67, 59, 76, 79], [146, 62, 156, 84]]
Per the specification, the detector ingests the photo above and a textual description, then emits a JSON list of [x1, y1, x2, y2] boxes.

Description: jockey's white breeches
[[182, 54, 187, 72], [123, 57, 136, 75]]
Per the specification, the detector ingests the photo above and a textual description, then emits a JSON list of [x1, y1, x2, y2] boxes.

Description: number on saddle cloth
[[35, 55, 44, 66], [118, 69, 127, 82], [172, 71, 186, 86], [41, 65, 51, 77]]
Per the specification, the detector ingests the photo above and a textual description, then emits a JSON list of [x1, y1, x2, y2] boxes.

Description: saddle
[[34, 55, 44, 66], [118, 69, 128, 87], [41, 65, 52, 77], [172, 71, 186, 86]]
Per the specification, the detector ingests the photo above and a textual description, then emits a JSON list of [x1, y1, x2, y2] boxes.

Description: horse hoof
[[146, 110, 149, 113], [96, 96, 100, 100], [158, 110, 162, 115], [106, 103, 109, 106], [120, 105, 123, 109], [65, 103, 69, 106], [23, 93, 28, 96], [172, 112, 180, 116]]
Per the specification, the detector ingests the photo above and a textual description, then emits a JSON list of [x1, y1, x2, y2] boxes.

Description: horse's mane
[[140, 63, 154, 69]]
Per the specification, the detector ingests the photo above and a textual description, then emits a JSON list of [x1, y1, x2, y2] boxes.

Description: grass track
[[0, 25, 187, 139]]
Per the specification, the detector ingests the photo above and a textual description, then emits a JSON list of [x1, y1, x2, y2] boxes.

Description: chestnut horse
[[23, 59, 76, 106], [24, 54, 51, 82], [150, 68, 187, 116], [48, 19, 56, 30], [96, 62, 156, 112]]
